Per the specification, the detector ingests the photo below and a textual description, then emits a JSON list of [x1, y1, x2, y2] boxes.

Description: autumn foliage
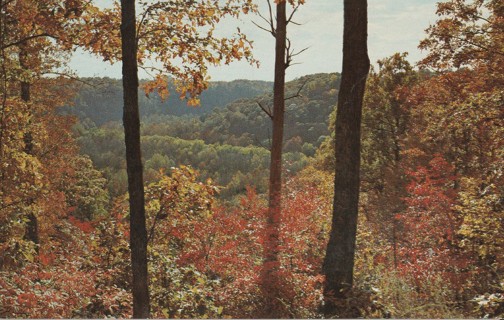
[[1, 0, 503, 318]]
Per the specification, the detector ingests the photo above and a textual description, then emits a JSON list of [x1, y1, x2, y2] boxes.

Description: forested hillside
[[77, 122, 309, 199], [74, 73, 338, 199], [1, 0, 503, 319], [66, 78, 273, 126]]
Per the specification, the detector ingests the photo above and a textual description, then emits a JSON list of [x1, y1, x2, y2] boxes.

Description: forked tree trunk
[[322, 0, 370, 316], [261, 1, 287, 317], [120, 0, 150, 317]]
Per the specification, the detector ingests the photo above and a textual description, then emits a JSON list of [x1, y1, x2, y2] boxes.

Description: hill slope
[[66, 78, 273, 126]]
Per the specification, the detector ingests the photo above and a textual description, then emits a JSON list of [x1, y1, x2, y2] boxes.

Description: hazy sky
[[69, 0, 440, 81]]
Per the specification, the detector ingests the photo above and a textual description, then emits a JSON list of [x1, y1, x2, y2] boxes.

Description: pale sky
[[69, 0, 440, 81]]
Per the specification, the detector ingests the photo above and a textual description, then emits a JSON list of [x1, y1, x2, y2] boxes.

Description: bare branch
[[286, 37, 292, 52], [285, 79, 308, 101], [253, 0, 276, 36], [252, 20, 275, 36], [285, 37, 292, 68], [257, 100, 273, 119], [291, 46, 310, 58], [43, 72, 101, 88], [286, 4, 300, 25], [286, 61, 303, 68], [257, 10, 273, 28], [285, 34, 309, 69], [139, 65, 166, 78], [266, 0, 274, 29]]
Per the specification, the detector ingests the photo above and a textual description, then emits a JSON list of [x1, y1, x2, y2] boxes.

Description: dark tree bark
[[261, 1, 287, 317], [120, 0, 150, 317], [19, 46, 33, 155], [322, 0, 370, 317], [19, 44, 39, 251]]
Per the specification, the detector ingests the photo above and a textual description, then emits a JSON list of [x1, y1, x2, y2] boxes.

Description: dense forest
[[73, 73, 337, 199], [0, 0, 503, 319], [65, 78, 274, 125]]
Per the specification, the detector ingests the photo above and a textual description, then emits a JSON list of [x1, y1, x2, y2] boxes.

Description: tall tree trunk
[[261, 1, 286, 317], [322, 0, 369, 317], [19, 44, 39, 251], [120, 0, 150, 317]]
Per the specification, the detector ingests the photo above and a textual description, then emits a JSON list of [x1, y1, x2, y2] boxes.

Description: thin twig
[[253, 0, 276, 37], [266, 0, 274, 28], [252, 20, 275, 36], [43, 72, 100, 88], [290, 46, 309, 58], [286, 4, 300, 25]]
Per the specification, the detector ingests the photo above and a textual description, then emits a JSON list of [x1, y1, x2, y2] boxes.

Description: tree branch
[[43, 72, 101, 88], [285, 36, 309, 69], [430, 31, 504, 57], [286, 4, 300, 25], [291, 46, 310, 58], [0, 33, 52, 50], [252, 20, 275, 36], [285, 79, 308, 101], [253, 0, 276, 36], [257, 100, 273, 119], [266, 0, 274, 29]]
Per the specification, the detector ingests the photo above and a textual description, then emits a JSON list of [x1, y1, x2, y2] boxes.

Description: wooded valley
[[0, 0, 503, 318]]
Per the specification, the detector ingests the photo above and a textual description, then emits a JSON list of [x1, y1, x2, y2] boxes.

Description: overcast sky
[[68, 0, 440, 81]]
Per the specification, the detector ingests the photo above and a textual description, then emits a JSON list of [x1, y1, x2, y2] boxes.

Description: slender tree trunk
[[392, 218, 398, 269], [19, 44, 39, 251], [322, 0, 369, 317], [120, 0, 150, 317], [261, 1, 287, 317]]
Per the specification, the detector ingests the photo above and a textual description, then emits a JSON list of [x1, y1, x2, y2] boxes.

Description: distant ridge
[[65, 78, 273, 126]]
